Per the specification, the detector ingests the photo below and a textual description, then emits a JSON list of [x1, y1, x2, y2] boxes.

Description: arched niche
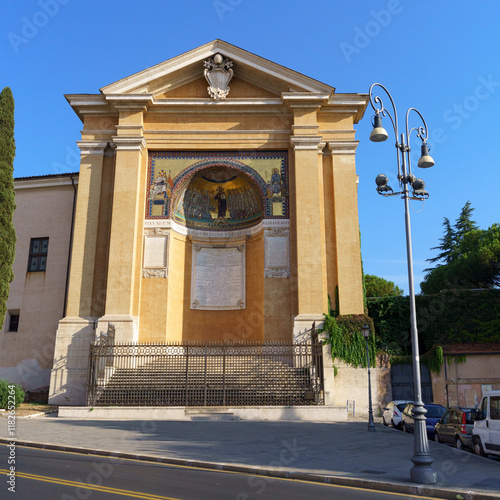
[[171, 166, 265, 232]]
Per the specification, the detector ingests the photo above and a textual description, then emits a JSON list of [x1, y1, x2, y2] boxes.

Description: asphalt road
[[0, 444, 442, 500]]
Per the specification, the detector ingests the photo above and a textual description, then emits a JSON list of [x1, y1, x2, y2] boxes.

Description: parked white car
[[472, 390, 500, 457], [382, 400, 412, 429]]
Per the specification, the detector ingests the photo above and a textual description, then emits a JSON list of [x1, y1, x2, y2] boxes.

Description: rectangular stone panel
[[264, 230, 290, 278], [191, 244, 245, 310], [143, 235, 168, 268]]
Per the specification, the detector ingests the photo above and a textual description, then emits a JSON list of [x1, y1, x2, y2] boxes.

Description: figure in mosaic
[[271, 168, 282, 195], [149, 170, 167, 201], [214, 186, 227, 218]]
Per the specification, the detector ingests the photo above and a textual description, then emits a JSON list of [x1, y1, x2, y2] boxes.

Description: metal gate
[[390, 363, 433, 403], [87, 340, 325, 407]]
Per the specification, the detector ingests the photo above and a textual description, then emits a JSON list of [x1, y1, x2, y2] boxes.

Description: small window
[[7, 312, 19, 332], [28, 237, 49, 272]]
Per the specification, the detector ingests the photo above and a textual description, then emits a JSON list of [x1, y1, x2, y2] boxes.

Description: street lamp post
[[368, 83, 437, 484], [362, 324, 375, 432]]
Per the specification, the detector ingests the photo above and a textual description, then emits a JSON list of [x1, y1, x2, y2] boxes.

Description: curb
[[1, 438, 498, 500]]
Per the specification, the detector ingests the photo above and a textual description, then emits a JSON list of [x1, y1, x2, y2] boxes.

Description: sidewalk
[[1, 414, 499, 499]]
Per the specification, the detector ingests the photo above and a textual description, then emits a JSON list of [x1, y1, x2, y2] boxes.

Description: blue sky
[[1, 0, 498, 294]]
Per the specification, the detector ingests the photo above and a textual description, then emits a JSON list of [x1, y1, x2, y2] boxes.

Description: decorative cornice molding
[[105, 94, 154, 112], [76, 141, 108, 155], [144, 129, 291, 135], [152, 97, 284, 106], [144, 219, 290, 238], [112, 136, 146, 152], [327, 140, 359, 155], [324, 93, 369, 124], [282, 92, 330, 109], [290, 135, 323, 150], [291, 125, 319, 132]]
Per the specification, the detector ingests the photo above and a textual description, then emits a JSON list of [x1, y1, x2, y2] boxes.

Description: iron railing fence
[[87, 340, 324, 407]]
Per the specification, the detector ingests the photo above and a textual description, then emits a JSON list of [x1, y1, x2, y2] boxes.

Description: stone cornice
[[290, 136, 323, 150], [105, 94, 154, 111], [76, 141, 108, 155], [327, 140, 360, 155], [282, 92, 330, 109], [112, 136, 146, 152], [324, 93, 369, 124], [65, 94, 114, 122]]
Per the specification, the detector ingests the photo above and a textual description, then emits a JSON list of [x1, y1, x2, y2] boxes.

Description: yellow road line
[[0, 468, 182, 500], [0, 444, 440, 499]]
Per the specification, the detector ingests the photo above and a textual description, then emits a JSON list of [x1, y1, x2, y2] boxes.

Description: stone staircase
[[92, 357, 322, 407]]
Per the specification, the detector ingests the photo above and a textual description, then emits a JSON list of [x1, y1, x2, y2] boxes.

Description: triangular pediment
[[100, 40, 335, 98], [155, 76, 280, 99]]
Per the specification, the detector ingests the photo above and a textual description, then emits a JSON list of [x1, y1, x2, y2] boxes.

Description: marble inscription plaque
[[191, 245, 245, 310], [143, 235, 168, 268], [264, 231, 290, 278]]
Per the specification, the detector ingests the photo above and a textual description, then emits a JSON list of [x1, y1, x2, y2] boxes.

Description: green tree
[[454, 201, 478, 242], [425, 217, 454, 269], [0, 87, 16, 330], [425, 201, 478, 271], [364, 274, 404, 297], [421, 223, 500, 294]]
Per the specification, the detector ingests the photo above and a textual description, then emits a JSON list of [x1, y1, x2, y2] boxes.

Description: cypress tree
[[0, 87, 16, 330]]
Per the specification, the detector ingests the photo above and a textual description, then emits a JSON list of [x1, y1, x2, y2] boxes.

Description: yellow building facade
[[49, 40, 368, 406]]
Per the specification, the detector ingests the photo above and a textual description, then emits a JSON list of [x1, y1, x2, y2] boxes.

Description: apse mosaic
[[146, 151, 288, 231]]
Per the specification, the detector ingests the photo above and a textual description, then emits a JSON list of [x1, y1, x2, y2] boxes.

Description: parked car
[[382, 400, 412, 428], [401, 403, 447, 438], [472, 390, 500, 457], [434, 408, 475, 450]]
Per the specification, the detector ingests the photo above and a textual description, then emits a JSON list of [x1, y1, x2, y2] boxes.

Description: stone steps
[[93, 357, 320, 406]]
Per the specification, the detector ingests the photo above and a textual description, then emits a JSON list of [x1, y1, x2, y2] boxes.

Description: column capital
[[112, 136, 146, 152], [76, 141, 108, 156], [282, 92, 330, 109], [326, 140, 359, 155], [105, 94, 153, 112], [290, 135, 323, 150]]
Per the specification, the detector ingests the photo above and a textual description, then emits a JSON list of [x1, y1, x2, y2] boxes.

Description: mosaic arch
[[146, 152, 289, 227], [173, 165, 264, 231]]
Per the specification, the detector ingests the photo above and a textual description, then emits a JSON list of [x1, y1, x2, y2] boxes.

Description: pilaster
[[321, 145, 339, 306], [66, 141, 107, 317], [326, 140, 364, 314], [103, 133, 146, 341], [286, 96, 328, 316]]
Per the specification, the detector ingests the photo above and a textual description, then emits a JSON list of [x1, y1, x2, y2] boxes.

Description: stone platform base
[[58, 405, 348, 422]]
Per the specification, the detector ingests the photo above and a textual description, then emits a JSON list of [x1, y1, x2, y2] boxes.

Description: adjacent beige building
[[0, 173, 77, 394], [432, 344, 500, 408]]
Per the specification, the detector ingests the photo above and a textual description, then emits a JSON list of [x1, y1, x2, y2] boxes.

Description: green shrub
[[0, 379, 25, 409], [322, 314, 376, 368]]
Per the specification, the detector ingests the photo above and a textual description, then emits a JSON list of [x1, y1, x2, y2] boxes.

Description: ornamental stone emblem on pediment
[[203, 54, 234, 100]]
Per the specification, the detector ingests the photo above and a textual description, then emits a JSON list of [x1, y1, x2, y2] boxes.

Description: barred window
[[28, 237, 49, 272]]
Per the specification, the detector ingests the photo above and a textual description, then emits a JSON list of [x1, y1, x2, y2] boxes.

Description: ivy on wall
[[390, 345, 444, 374], [324, 289, 498, 373], [322, 313, 376, 368]]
